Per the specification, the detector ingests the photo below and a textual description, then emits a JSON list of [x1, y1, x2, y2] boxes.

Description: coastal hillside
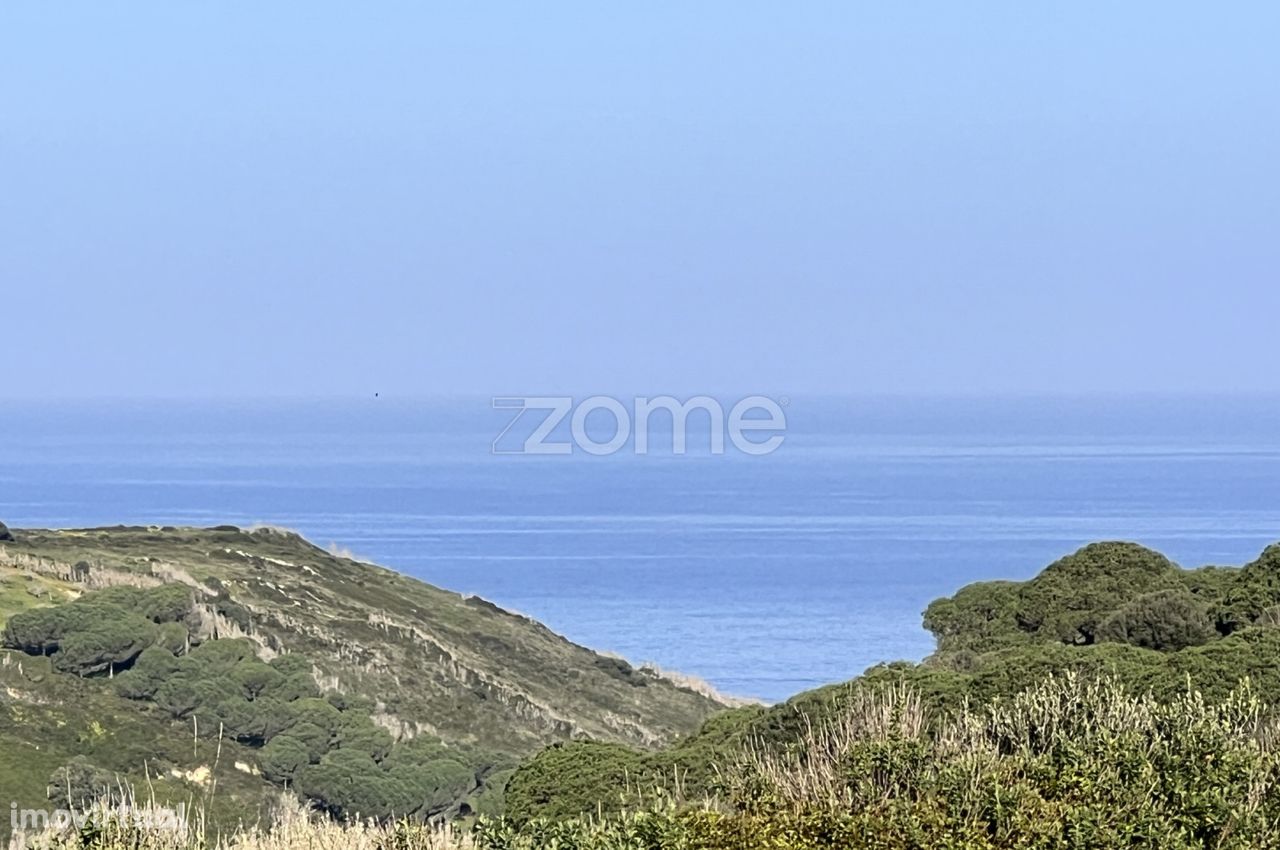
[[506, 540, 1280, 822], [0, 524, 725, 834], [16, 541, 1280, 849]]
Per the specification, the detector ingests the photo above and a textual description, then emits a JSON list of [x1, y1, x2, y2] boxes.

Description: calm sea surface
[[4, 396, 1280, 702]]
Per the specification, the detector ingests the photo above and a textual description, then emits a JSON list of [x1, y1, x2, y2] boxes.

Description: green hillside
[[0, 524, 725, 837]]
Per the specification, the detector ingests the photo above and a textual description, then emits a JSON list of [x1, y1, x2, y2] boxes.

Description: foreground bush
[[487, 674, 1280, 849], [719, 674, 1280, 849]]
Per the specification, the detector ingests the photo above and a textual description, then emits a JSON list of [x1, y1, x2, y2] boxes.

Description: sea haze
[[4, 395, 1280, 703]]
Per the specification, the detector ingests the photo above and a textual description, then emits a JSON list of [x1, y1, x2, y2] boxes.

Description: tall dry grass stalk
[[8, 783, 203, 850], [9, 797, 471, 850], [222, 802, 471, 850], [738, 672, 1280, 819], [738, 679, 925, 811]]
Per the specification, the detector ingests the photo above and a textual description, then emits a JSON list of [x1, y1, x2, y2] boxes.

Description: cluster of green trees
[[3, 584, 194, 676], [122, 639, 513, 819], [3, 585, 512, 821], [921, 541, 1280, 653]]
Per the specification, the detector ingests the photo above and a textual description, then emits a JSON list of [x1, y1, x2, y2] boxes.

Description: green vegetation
[[481, 675, 1280, 849], [5, 584, 193, 675], [22, 675, 1280, 849], [921, 541, 1280, 652], [506, 541, 1280, 825], [3, 583, 507, 823], [0, 524, 724, 841], [0, 648, 278, 841], [1, 525, 722, 750], [13, 529, 1280, 849]]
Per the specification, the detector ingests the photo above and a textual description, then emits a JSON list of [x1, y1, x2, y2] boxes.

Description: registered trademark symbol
[[779, 396, 790, 407]]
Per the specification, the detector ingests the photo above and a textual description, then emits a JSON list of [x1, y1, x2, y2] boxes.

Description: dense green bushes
[[28, 675, 1280, 850], [1096, 588, 1216, 650], [509, 542, 1280, 827], [503, 741, 649, 823], [3, 584, 506, 822], [2, 584, 193, 676], [18, 539, 1280, 843], [923, 542, 1193, 652], [46, 757, 123, 809], [113, 635, 493, 820], [18, 538, 1280, 848], [923, 542, 1280, 655], [483, 675, 1280, 849]]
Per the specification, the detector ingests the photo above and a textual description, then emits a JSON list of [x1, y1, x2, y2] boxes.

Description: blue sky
[[2, 3, 1277, 398]]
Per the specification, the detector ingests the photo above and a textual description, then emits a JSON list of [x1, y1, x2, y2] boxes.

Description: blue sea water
[[3, 395, 1280, 703]]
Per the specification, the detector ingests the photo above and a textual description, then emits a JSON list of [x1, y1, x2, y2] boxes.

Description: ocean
[[4, 395, 1280, 703]]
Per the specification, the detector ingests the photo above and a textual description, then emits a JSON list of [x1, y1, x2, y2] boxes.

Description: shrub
[[1216, 544, 1280, 633], [154, 621, 190, 655], [1012, 542, 1186, 645], [52, 616, 157, 676], [3, 586, 193, 675], [921, 580, 1023, 653], [230, 660, 285, 700], [268, 654, 312, 677], [46, 758, 120, 809], [272, 671, 321, 701], [115, 646, 181, 699], [503, 741, 649, 824], [259, 735, 311, 783], [2, 584, 494, 825], [3, 607, 65, 654], [187, 637, 256, 670], [285, 721, 331, 762], [284, 697, 343, 736], [1097, 588, 1216, 650], [488, 675, 1280, 850], [134, 584, 195, 624], [154, 677, 202, 719], [389, 757, 475, 819], [334, 717, 394, 762]]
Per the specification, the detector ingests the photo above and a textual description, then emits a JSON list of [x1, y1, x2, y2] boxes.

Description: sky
[[2, 3, 1278, 399]]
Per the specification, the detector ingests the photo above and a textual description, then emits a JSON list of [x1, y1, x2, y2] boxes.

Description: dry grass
[[9, 799, 472, 850], [738, 672, 1280, 819], [738, 678, 925, 810]]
